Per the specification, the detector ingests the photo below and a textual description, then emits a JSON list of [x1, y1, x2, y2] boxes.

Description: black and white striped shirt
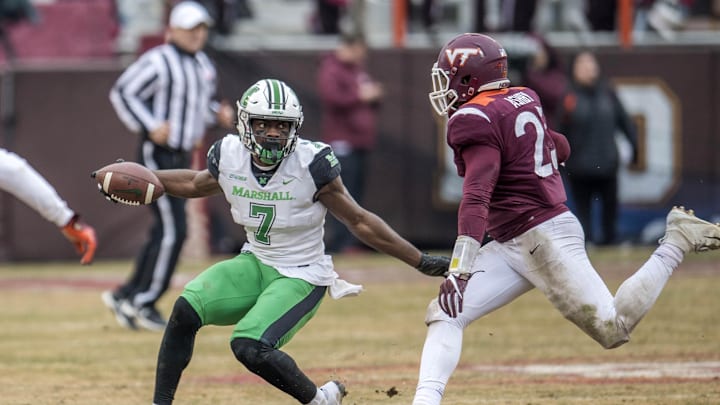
[[109, 43, 219, 152]]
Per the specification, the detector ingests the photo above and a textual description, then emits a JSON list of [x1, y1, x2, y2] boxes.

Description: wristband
[[449, 235, 481, 275]]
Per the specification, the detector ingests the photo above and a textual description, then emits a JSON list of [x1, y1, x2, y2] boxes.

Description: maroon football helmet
[[429, 33, 510, 115]]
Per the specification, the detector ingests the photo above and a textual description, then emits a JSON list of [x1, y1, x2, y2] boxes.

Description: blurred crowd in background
[[1, 0, 720, 61], [2, 0, 719, 258]]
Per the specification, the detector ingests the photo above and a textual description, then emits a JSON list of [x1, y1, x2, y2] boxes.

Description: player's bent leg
[[153, 297, 203, 405], [564, 207, 720, 347], [415, 243, 532, 405], [517, 212, 630, 349], [612, 207, 720, 337], [612, 252, 673, 340], [231, 337, 320, 403], [231, 275, 328, 403]]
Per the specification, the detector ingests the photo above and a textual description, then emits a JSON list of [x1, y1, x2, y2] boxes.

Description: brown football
[[93, 161, 164, 205]]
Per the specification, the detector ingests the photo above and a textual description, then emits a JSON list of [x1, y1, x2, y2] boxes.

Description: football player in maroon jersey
[[412, 33, 720, 405]]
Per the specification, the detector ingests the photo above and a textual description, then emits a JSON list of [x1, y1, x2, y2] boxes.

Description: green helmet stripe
[[263, 79, 272, 109], [269, 79, 282, 110], [273, 80, 283, 110], [240, 84, 259, 107], [279, 81, 286, 108]]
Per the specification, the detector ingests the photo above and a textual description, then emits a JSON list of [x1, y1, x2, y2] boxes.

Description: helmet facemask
[[429, 63, 459, 116], [247, 116, 298, 165], [236, 79, 304, 166]]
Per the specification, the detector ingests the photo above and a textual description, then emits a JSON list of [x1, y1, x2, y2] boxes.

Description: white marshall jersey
[[209, 135, 342, 286]]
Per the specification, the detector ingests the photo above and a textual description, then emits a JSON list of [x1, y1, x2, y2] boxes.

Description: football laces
[[109, 195, 141, 206]]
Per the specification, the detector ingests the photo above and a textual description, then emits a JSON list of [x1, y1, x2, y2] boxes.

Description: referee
[[105, 1, 234, 331]]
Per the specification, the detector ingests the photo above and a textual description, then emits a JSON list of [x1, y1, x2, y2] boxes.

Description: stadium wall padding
[[1, 46, 719, 261]]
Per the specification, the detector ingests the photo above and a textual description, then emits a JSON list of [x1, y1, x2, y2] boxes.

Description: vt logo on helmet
[[444, 48, 485, 67], [429, 33, 510, 116], [236, 79, 304, 165]]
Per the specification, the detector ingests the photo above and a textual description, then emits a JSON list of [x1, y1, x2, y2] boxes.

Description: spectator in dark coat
[[558, 50, 638, 246], [317, 32, 383, 253]]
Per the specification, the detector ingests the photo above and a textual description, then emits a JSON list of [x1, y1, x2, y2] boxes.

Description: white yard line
[[470, 361, 720, 379]]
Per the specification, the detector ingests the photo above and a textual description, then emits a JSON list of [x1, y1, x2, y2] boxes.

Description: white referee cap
[[169, 1, 213, 30]]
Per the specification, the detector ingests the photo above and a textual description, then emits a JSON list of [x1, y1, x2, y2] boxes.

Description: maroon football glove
[[438, 273, 472, 318]]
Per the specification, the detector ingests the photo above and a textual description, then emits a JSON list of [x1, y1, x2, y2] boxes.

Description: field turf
[[0, 247, 718, 404]]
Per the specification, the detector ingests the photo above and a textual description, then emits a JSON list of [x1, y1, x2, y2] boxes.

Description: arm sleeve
[[447, 107, 499, 177], [309, 146, 341, 190], [206, 139, 223, 179], [109, 55, 162, 133], [446, 110, 501, 241], [548, 129, 571, 163], [457, 143, 501, 241]]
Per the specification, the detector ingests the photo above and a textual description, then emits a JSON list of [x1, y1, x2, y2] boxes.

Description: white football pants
[[0, 148, 73, 227], [413, 211, 682, 405]]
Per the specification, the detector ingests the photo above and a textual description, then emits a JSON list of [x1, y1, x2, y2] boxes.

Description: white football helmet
[[236, 79, 304, 165]]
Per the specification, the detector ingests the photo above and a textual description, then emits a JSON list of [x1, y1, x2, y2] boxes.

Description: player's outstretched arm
[[154, 169, 221, 199], [93, 162, 220, 204], [318, 177, 449, 276]]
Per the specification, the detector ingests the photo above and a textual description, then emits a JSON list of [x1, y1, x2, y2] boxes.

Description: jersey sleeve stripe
[[453, 108, 491, 123]]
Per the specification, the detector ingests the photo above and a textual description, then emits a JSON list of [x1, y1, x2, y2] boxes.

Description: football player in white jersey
[[0, 148, 96, 264], [124, 79, 449, 405]]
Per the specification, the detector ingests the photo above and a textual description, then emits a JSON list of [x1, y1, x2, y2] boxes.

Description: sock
[[232, 338, 318, 403], [653, 243, 684, 270], [413, 321, 464, 405], [614, 249, 677, 336], [153, 297, 202, 405], [306, 388, 326, 405]]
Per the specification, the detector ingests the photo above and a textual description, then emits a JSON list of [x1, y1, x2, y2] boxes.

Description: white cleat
[[319, 380, 347, 405], [659, 206, 720, 253]]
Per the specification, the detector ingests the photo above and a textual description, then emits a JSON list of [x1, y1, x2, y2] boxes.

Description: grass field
[[1, 248, 719, 404]]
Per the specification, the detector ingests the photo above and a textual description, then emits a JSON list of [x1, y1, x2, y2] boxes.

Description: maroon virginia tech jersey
[[447, 87, 569, 242]]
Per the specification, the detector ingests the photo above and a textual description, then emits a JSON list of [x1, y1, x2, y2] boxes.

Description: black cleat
[[101, 291, 137, 330], [133, 305, 167, 331]]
